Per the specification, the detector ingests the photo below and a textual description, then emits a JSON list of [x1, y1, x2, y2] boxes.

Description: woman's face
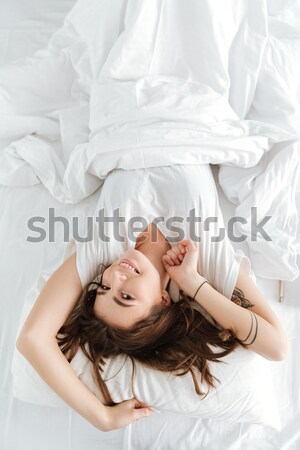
[[93, 249, 171, 329]]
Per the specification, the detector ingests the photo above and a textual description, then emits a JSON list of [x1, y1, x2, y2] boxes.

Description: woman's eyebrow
[[97, 291, 135, 307]]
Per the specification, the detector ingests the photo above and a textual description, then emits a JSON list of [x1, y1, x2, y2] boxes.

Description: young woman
[[16, 164, 289, 432]]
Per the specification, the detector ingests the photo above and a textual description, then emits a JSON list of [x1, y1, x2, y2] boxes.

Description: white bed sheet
[[1, 1, 300, 449]]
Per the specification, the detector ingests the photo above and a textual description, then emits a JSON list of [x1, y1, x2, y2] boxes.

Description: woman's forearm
[[181, 274, 287, 361], [16, 335, 109, 430]]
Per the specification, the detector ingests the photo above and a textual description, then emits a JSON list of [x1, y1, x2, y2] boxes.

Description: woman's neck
[[135, 223, 171, 290]]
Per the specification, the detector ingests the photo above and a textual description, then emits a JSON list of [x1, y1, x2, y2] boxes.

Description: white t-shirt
[[64, 164, 255, 327]]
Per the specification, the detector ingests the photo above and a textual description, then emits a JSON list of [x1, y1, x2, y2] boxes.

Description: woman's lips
[[119, 258, 140, 273]]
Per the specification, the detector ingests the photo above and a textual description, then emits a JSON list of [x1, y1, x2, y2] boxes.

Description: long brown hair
[[56, 264, 252, 406]]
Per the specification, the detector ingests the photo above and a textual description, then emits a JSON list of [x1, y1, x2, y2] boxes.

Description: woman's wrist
[[179, 272, 208, 298]]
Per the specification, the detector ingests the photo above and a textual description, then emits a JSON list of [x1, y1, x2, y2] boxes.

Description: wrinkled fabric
[[0, 0, 299, 281]]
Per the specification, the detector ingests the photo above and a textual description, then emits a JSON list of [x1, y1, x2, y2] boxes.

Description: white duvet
[[0, 0, 299, 280]]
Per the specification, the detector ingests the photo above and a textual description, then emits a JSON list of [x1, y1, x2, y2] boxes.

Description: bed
[[1, 1, 300, 449]]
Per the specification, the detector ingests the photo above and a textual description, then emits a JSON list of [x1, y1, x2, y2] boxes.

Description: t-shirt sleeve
[[197, 193, 256, 303], [196, 234, 256, 331], [202, 234, 256, 302], [63, 224, 102, 289]]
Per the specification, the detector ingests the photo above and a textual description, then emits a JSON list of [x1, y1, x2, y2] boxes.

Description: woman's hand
[[162, 239, 201, 293], [101, 397, 153, 431]]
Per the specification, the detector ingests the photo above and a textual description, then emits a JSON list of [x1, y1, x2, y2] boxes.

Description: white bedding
[[2, 178, 300, 450], [0, 0, 299, 281], [10, 164, 281, 434], [1, 1, 300, 449]]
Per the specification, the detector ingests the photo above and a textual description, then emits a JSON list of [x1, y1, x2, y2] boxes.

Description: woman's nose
[[111, 270, 127, 293]]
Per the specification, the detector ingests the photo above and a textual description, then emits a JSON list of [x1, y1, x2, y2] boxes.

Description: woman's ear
[[161, 290, 171, 306]]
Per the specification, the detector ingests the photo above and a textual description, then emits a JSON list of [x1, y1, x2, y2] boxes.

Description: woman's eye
[[99, 283, 134, 301], [121, 292, 134, 300]]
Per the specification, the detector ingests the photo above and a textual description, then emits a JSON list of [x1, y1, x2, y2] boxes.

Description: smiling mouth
[[119, 259, 140, 274]]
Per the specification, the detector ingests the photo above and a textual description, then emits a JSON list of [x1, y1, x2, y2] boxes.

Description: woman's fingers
[[180, 239, 197, 251], [171, 245, 184, 261], [107, 397, 153, 431], [166, 249, 181, 265], [132, 398, 154, 421], [163, 243, 190, 266], [178, 244, 186, 255], [163, 240, 196, 269], [162, 255, 174, 266]]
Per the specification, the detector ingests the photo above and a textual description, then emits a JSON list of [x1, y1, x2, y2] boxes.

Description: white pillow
[[12, 272, 282, 431]]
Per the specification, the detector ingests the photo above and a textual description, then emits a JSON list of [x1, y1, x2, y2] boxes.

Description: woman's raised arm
[[185, 268, 289, 361], [162, 240, 289, 362], [16, 252, 152, 431]]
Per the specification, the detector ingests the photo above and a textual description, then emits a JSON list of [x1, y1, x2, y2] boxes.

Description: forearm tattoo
[[231, 288, 258, 345]]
